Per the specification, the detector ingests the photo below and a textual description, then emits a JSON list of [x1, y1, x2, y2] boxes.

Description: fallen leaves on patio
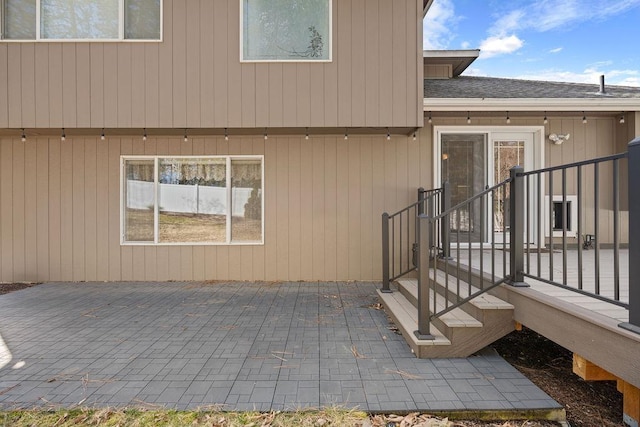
[[350, 345, 367, 359]]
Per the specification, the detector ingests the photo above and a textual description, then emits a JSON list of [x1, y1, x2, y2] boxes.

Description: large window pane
[[231, 159, 262, 242], [125, 0, 161, 39], [41, 0, 119, 39], [243, 0, 330, 61], [124, 159, 155, 242], [158, 158, 227, 243], [3, 0, 36, 40]]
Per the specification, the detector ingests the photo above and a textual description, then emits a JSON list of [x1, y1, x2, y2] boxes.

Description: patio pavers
[[0, 281, 561, 413]]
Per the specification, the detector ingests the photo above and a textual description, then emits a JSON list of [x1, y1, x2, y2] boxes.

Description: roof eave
[[423, 0, 434, 17], [424, 98, 640, 112]]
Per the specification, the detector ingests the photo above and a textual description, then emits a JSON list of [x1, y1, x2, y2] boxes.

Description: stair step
[[396, 279, 482, 329], [397, 276, 513, 310], [377, 289, 451, 357]]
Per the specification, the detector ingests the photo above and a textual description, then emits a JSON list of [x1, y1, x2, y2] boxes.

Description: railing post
[[620, 137, 640, 334], [415, 214, 435, 340], [381, 212, 392, 293], [508, 166, 528, 287], [440, 181, 451, 259]]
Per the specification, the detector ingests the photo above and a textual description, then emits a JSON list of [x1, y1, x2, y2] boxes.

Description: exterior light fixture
[[543, 112, 548, 125], [386, 128, 391, 141], [466, 112, 471, 124], [305, 127, 309, 140], [582, 112, 587, 124], [264, 128, 268, 140], [61, 128, 66, 141], [101, 128, 105, 140], [224, 128, 229, 141], [506, 112, 511, 124], [21, 128, 26, 142], [183, 129, 188, 142], [143, 128, 147, 141], [344, 128, 348, 140], [428, 112, 432, 124], [620, 114, 625, 124]]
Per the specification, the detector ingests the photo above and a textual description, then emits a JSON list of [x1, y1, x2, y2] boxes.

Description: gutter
[[424, 98, 640, 112]]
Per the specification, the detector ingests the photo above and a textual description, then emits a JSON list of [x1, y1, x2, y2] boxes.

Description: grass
[[0, 407, 372, 427]]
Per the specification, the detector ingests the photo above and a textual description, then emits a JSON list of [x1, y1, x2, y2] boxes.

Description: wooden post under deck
[[573, 354, 639, 427]]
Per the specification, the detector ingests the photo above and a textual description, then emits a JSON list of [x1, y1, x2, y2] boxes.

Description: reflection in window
[[124, 159, 155, 242], [2, 0, 161, 40], [158, 158, 227, 243], [122, 156, 263, 245], [242, 0, 331, 61], [232, 159, 262, 242], [2, 0, 36, 40]]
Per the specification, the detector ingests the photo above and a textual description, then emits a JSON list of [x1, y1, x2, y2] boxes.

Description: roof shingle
[[424, 76, 640, 99]]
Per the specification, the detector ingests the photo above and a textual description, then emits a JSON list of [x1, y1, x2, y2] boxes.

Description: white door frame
[[433, 126, 545, 246]]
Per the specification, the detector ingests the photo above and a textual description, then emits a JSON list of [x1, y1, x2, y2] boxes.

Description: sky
[[423, 0, 640, 87]]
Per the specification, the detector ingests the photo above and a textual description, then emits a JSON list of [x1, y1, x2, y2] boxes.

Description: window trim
[[120, 155, 264, 246], [1, 0, 163, 42], [239, 0, 333, 63]]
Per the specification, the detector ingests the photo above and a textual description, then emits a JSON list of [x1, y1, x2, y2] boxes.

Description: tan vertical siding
[[0, 120, 621, 282], [0, 0, 421, 130]]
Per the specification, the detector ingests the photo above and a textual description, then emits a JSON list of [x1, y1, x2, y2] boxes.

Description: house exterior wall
[[425, 114, 629, 245], [0, 132, 433, 283], [0, 0, 423, 130]]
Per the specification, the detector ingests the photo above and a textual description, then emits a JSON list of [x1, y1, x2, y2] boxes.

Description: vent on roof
[[598, 75, 606, 95]]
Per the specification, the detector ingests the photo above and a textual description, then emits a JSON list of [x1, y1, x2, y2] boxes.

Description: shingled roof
[[425, 76, 640, 99]]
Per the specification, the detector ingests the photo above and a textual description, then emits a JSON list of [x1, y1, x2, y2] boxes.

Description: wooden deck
[[446, 247, 640, 392], [458, 248, 629, 323]]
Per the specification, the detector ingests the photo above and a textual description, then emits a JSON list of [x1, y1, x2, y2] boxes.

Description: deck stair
[[377, 273, 515, 358]]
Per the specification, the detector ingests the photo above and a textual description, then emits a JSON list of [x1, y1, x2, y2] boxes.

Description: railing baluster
[[577, 165, 583, 290], [562, 168, 567, 286], [548, 170, 554, 282], [526, 175, 530, 275], [480, 194, 485, 289], [491, 189, 496, 283], [594, 163, 600, 295], [468, 201, 472, 296], [613, 158, 620, 301], [537, 173, 542, 277]]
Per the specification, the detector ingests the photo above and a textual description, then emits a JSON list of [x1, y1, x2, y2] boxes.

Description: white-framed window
[[1, 0, 162, 41], [241, 0, 331, 62], [121, 155, 264, 245]]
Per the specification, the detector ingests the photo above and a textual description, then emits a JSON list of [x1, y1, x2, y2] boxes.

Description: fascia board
[[424, 98, 640, 111]]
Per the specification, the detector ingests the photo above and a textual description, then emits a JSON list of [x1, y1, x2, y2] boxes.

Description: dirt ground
[[492, 328, 624, 427], [0, 283, 623, 426]]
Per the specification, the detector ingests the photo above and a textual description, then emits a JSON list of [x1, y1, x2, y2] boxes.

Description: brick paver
[[0, 282, 560, 412]]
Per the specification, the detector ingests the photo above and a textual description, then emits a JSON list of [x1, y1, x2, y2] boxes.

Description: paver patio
[[0, 281, 560, 413]]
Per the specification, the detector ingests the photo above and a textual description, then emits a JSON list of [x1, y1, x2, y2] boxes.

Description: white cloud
[[479, 35, 524, 58], [423, 0, 458, 49], [488, 0, 640, 35], [549, 47, 563, 54]]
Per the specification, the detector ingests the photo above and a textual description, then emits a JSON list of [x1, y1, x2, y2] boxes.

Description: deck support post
[[440, 181, 451, 259], [415, 214, 435, 340], [621, 137, 640, 334], [508, 166, 528, 287], [381, 212, 392, 293]]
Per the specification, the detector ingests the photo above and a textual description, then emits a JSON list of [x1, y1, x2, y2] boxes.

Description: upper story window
[[1, 0, 161, 41], [241, 0, 331, 62]]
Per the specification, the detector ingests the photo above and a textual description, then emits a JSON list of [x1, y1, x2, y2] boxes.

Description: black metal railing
[[381, 186, 445, 292], [384, 137, 640, 337], [413, 175, 515, 338]]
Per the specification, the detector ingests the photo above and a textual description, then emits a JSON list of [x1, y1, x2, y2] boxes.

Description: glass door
[[441, 133, 487, 243], [490, 133, 533, 244], [438, 130, 538, 246]]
